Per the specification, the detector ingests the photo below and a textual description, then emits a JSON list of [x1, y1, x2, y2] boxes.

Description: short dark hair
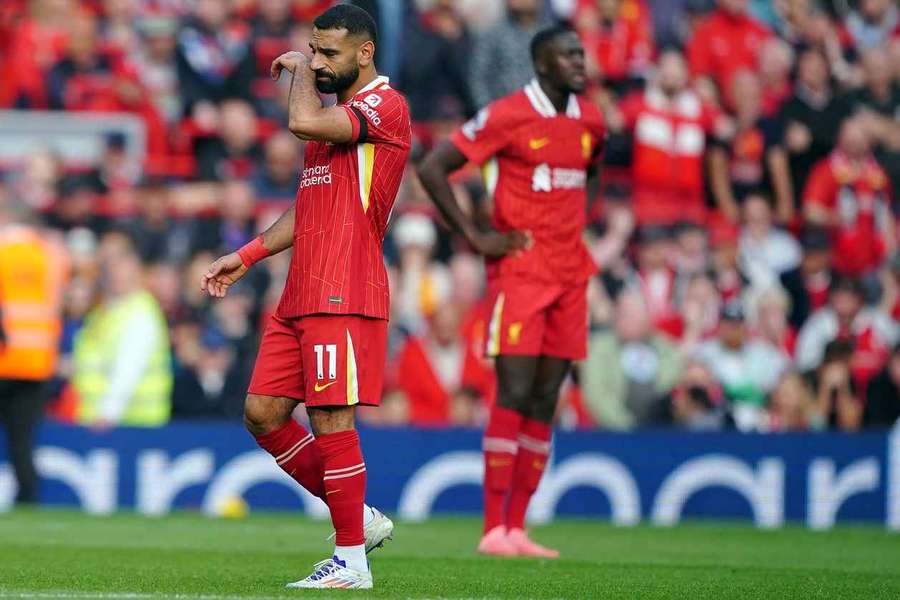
[[313, 4, 377, 44], [530, 24, 576, 62]]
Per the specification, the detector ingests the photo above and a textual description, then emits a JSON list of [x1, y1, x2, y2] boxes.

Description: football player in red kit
[[201, 5, 410, 590], [418, 25, 605, 558]]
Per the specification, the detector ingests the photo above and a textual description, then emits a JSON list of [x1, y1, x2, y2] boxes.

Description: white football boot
[[327, 506, 394, 554], [363, 506, 394, 554], [286, 557, 373, 590]]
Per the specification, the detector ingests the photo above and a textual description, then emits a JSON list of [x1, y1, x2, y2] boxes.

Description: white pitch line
[[0, 592, 539, 600], [0, 593, 287, 600]]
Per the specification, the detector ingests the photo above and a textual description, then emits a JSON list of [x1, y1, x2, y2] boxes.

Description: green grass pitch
[[0, 509, 898, 599]]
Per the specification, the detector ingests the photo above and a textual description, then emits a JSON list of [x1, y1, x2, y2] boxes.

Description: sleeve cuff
[[343, 105, 367, 143]]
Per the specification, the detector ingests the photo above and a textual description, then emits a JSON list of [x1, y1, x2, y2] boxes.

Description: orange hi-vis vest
[[0, 225, 67, 381]]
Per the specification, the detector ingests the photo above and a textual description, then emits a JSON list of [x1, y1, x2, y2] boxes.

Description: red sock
[[317, 429, 366, 546], [506, 418, 552, 531], [255, 419, 325, 499], [482, 406, 523, 534]]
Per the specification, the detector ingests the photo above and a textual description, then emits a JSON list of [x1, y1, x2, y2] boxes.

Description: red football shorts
[[484, 279, 589, 360], [248, 314, 387, 407]]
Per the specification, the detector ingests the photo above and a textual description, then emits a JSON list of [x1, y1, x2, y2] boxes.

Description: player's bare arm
[[272, 21, 378, 145], [200, 205, 295, 298], [417, 142, 529, 258], [272, 51, 353, 144]]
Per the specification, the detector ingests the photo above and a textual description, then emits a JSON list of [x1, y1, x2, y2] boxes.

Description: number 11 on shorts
[[314, 344, 337, 380]]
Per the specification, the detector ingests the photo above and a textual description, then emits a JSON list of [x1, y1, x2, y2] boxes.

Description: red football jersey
[[277, 76, 412, 320], [450, 79, 605, 284]]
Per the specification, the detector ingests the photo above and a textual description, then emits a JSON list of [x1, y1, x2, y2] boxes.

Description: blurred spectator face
[[67, 13, 100, 67], [104, 0, 135, 20], [220, 180, 255, 225], [172, 321, 202, 366], [259, 0, 291, 26], [264, 132, 300, 185], [742, 194, 773, 238], [99, 236, 144, 298], [143, 21, 178, 62], [146, 262, 181, 314], [506, 0, 541, 19], [656, 51, 688, 95], [860, 0, 891, 21], [759, 38, 794, 83], [831, 285, 863, 323], [57, 184, 97, 227], [782, 0, 811, 23], [769, 373, 812, 428], [797, 49, 829, 92], [449, 390, 480, 426], [754, 287, 789, 341], [861, 48, 891, 92], [597, 0, 621, 20], [637, 238, 668, 271], [719, 315, 746, 349], [138, 184, 169, 225], [730, 70, 762, 118], [219, 100, 258, 153], [837, 118, 871, 159], [615, 291, 651, 342], [380, 390, 411, 425], [449, 254, 483, 308], [675, 224, 708, 274], [64, 276, 96, 320], [195, 0, 229, 29], [717, 0, 748, 16], [430, 303, 462, 346], [803, 246, 831, 274], [682, 274, 721, 330]]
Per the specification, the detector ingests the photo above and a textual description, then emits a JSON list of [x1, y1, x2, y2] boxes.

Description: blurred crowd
[[0, 0, 898, 433]]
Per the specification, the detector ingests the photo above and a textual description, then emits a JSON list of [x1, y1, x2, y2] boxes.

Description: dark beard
[[314, 66, 359, 94]]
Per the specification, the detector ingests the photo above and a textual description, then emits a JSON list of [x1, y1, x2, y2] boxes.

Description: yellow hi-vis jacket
[[0, 225, 67, 381], [73, 290, 172, 426]]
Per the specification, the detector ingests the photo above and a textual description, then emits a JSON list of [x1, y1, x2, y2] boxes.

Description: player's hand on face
[[271, 51, 310, 80], [471, 229, 532, 258], [200, 252, 249, 299]]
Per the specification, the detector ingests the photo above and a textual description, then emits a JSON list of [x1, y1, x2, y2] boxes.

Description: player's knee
[[307, 406, 355, 437], [243, 394, 290, 436], [496, 381, 533, 414], [529, 389, 559, 423]]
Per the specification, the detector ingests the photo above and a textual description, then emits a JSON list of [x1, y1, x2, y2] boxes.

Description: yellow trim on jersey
[[346, 329, 360, 405], [481, 157, 499, 199], [487, 292, 505, 357], [357, 143, 375, 213]]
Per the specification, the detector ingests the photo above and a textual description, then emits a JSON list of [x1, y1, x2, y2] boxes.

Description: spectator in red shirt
[[578, 0, 655, 93], [45, 11, 169, 160], [687, 0, 771, 106], [609, 50, 728, 225], [0, 0, 73, 108], [251, 0, 294, 81], [803, 117, 894, 278], [395, 302, 493, 427]]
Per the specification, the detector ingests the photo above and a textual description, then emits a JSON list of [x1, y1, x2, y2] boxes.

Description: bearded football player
[[202, 4, 411, 589]]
